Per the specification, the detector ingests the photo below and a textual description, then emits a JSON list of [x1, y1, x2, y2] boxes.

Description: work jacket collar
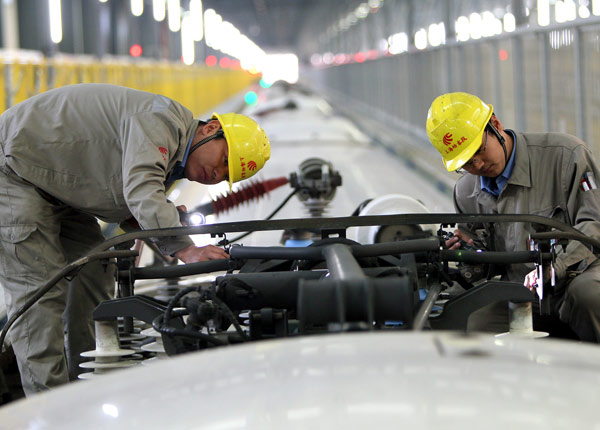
[[177, 119, 201, 163], [466, 130, 531, 199], [506, 131, 531, 188]]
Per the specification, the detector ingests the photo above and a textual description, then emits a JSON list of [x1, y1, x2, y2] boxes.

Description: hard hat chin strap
[[487, 123, 508, 164], [189, 130, 225, 156]]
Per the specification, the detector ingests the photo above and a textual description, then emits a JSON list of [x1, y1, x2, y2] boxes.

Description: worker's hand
[[445, 229, 475, 250], [524, 266, 553, 300], [523, 268, 540, 293], [174, 244, 229, 263]]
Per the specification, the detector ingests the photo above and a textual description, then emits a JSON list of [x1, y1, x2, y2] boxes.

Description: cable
[[152, 287, 231, 345], [162, 286, 197, 335], [156, 286, 238, 346], [0, 249, 138, 353], [210, 293, 249, 341], [228, 189, 298, 244], [152, 314, 226, 346]]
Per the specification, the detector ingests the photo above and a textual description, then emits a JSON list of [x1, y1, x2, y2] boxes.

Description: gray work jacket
[[0, 83, 197, 255], [454, 131, 600, 283]]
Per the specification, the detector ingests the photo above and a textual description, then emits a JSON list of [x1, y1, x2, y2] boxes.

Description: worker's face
[[184, 121, 229, 185], [461, 116, 505, 178]]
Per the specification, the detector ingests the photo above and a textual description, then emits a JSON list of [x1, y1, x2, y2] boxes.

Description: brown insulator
[[209, 176, 289, 215]]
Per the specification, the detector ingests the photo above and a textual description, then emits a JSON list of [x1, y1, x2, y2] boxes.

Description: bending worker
[[0, 83, 270, 395], [426, 91, 600, 342]]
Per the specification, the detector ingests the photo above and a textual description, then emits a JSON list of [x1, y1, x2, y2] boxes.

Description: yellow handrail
[[0, 54, 259, 117]]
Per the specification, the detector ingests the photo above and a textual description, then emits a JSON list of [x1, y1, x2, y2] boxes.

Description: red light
[[354, 52, 367, 63], [219, 57, 231, 68], [129, 44, 142, 57], [205, 55, 217, 67], [499, 49, 509, 61]]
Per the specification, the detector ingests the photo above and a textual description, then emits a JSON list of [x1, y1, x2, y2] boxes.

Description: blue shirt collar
[[480, 129, 517, 196]]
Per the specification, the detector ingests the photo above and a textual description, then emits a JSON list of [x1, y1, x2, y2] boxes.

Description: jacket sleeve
[[453, 176, 489, 250], [558, 144, 600, 276], [120, 109, 194, 255]]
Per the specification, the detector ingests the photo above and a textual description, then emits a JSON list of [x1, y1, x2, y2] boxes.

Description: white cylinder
[[508, 301, 534, 333]]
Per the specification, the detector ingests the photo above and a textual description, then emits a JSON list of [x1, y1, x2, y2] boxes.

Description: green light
[[259, 79, 272, 88], [244, 91, 258, 105]]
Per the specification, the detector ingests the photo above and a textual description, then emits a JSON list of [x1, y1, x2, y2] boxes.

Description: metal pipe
[[413, 284, 442, 331], [322, 244, 366, 280], [88, 213, 586, 256]]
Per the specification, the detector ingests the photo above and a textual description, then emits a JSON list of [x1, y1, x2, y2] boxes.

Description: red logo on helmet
[[442, 133, 453, 146], [158, 147, 168, 161], [248, 160, 257, 171]]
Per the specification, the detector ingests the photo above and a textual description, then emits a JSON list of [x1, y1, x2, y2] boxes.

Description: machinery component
[[248, 309, 288, 340], [349, 194, 436, 244], [289, 157, 342, 217], [139, 327, 167, 358], [185, 176, 289, 222], [4, 212, 595, 366], [428, 280, 533, 330], [93, 295, 189, 356], [297, 277, 416, 333], [497, 301, 549, 339], [78, 320, 138, 379]]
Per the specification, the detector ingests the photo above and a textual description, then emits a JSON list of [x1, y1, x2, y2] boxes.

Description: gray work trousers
[[0, 165, 114, 396], [557, 259, 600, 342]]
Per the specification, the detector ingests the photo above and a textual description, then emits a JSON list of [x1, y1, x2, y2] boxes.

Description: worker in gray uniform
[[426, 91, 600, 341], [0, 83, 271, 395]]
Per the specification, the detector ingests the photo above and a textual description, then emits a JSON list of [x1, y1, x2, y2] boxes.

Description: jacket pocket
[[0, 224, 40, 278], [530, 205, 568, 224]]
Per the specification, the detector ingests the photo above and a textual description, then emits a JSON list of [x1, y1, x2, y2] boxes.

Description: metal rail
[[89, 213, 598, 255]]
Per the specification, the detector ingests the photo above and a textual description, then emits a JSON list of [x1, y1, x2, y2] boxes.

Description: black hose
[[156, 286, 242, 346], [228, 189, 298, 244], [440, 250, 542, 264], [229, 242, 543, 265], [230, 238, 440, 260], [120, 259, 230, 279], [531, 231, 600, 250], [210, 293, 249, 341], [0, 249, 138, 353], [152, 314, 226, 346], [153, 286, 227, 347], [162, 286, 198, 336]]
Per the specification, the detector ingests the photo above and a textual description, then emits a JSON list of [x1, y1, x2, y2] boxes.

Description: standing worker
[[426, 91, 600, 341], [0, 83, 271, 395]]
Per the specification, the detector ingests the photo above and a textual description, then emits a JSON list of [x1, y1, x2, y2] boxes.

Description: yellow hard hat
[[212, 112, 271, 188], [426, 92, 493, 171]]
